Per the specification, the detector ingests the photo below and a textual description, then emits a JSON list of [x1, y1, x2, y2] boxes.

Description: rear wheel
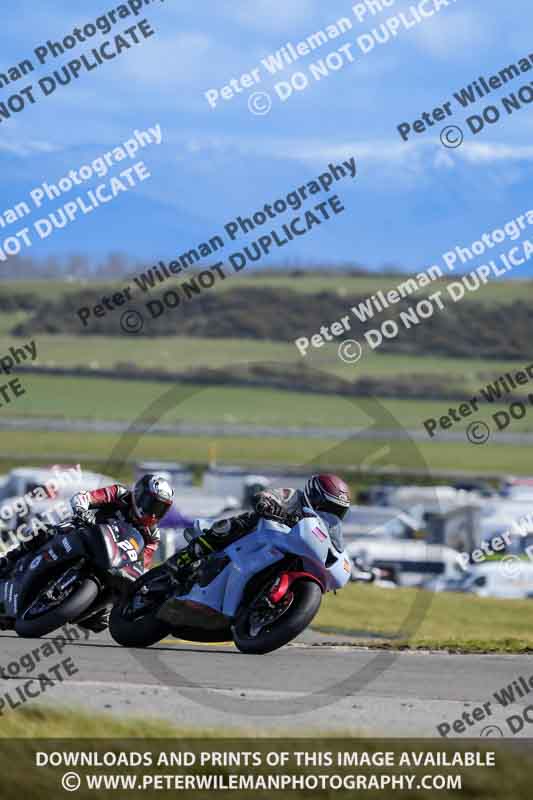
[[232, 579, 322, 655], [109, 566, 170, 648], [15, 578, 99, 638]]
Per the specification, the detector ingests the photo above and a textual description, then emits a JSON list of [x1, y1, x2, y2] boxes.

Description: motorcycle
[[0, 518, 145, 638], [109, 510, 351, 654]]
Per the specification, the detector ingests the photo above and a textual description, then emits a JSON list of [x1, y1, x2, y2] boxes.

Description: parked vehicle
[[345, 540, 464, 587], [442, 562, 533, 600], [0, 466, 114, 541]]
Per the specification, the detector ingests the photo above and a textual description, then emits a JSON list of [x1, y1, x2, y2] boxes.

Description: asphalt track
[[1, 628, 533, 737]]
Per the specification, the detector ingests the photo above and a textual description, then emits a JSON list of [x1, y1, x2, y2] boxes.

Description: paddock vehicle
[[110, 511, 351, 654], [0, 518, 144, 637]]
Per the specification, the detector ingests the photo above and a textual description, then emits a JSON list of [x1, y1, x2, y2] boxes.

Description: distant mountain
[[1, 141, 532, 276]]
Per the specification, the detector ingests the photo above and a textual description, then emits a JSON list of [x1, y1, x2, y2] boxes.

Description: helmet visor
[[135, 490, 171, 520]]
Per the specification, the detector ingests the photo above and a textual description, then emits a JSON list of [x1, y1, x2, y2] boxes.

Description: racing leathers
[[173, 487, 304, 573], [70, 484, 160, 569]]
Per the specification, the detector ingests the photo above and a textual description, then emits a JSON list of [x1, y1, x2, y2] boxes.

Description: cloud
[[169, 133, 533, 189], [0, 136, 59, 157], [458, 142, 533, 162]]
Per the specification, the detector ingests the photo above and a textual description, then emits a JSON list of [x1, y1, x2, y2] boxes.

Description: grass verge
[[0, 427, 532, 475], [315, 584, 533, 652]]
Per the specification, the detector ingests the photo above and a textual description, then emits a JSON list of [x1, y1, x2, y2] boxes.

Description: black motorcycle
[[0, 518, 145, 638]]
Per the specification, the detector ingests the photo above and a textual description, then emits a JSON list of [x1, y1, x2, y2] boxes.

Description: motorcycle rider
[[0, 474, 173, 576], [0, 473, 174, 632], [172, 473, 351, 577], [69, 474, 174, 570]]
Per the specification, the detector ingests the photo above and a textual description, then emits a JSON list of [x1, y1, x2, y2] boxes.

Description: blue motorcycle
[[109, 510, 351, 654]]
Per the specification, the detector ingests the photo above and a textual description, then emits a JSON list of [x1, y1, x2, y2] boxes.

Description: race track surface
[[1, 629, 532, 737]]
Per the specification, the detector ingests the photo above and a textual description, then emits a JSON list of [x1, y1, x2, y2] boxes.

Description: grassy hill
[[4, 273, 533, 303], [1, 274, 532, 478]]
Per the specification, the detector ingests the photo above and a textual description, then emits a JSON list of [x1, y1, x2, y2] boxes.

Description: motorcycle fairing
[[2, 529, 88, 618], [162, 515, 350, 622]]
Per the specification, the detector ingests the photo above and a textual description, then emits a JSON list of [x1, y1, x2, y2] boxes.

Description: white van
[[345, 539, 463, 587], [453, 562, 533, 599]]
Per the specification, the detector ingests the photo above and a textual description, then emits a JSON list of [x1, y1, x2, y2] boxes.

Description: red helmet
[[132, 474, 173, 527], [303, 474, 351, 520]]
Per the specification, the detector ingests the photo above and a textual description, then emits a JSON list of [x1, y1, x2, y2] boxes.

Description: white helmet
[[132, 474, 174, 525]]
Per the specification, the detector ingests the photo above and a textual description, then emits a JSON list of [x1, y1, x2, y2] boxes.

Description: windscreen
[[317, 511, 344, 553]]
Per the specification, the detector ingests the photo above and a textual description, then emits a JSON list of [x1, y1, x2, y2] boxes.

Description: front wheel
[[109, 604, 170, 647], [109, 566, 171, 648], [15, 578, 99, 638], [232, 579, 322, 655]]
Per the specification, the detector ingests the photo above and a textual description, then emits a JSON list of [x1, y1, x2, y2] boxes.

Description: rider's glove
[[254, 494, 284, 520], [74, 508, 97, 527]]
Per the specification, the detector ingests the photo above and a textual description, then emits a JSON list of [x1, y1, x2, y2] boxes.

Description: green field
[[0, 332, 527, 395], [2, 275, 532, 478], [5, 373, 533, 438], [0, 426, 530, 476], [316, 584, 533, 652], [0, 371, 523, 439], [4, 273, 533, 302]]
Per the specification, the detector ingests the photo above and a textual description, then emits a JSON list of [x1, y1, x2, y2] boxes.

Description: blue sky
[[1, 0, 533, 275]]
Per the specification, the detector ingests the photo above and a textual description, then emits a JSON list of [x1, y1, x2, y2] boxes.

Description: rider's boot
[[78, 608, 109, 633], [169, 512, 259, 581], [168, 538, 206, 580]]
